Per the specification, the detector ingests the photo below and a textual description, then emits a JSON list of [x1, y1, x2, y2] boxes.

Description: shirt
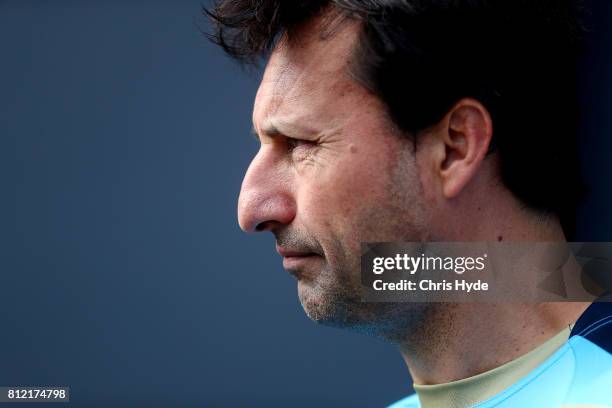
[[388, 302, 612, 408]]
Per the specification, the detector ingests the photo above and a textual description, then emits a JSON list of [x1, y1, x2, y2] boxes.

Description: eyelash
[[285, 137, 315, 151]]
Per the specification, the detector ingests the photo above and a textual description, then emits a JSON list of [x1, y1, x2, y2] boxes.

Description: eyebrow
[[251, 122, 292, 142], [256, 119, 323, 143]]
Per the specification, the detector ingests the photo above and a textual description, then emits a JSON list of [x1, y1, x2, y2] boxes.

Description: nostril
[[255, 221, 269, 232], [238, 191, 296, 233]]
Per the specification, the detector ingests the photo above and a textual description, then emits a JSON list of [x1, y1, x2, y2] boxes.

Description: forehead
[[253, 12, 363, 131]]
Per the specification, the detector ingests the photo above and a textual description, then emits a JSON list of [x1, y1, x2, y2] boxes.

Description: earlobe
[[439, 99, 493, 199]]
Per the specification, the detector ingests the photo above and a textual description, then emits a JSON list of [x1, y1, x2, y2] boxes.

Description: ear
[[437, 98, 493, 199]]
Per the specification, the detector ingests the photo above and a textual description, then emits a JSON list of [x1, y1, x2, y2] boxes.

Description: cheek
[[296, 152, 393, 236]]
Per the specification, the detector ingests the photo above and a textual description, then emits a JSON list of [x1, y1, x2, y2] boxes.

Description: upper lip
[[276, 245, 316, 258]]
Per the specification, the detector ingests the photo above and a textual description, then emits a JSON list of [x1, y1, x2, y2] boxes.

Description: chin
[[297, 279, 353, 325], [296, 278, 380, 333], [297, 279, 432, 343]]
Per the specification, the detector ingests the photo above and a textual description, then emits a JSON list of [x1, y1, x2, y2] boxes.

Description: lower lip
[[282, 255, 319, 271]]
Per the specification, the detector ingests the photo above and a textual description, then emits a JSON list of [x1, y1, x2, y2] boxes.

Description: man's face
[[238, 14, 432, 334]]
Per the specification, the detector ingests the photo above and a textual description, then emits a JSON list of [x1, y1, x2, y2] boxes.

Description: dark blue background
[[2, 1, 611, 407]]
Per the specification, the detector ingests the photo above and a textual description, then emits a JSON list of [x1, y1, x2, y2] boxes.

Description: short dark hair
[[205, 0, 586, 237]]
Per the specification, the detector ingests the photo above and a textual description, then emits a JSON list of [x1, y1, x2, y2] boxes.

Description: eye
[[285, 137, 317, 162], [285, 137, 316, 152]]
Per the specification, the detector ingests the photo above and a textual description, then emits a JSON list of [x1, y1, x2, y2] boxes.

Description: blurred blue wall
[[1, 1, 610, 407]]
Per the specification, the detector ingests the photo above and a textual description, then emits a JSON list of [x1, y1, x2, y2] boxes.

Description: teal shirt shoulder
[[388, 303, 612, 408]]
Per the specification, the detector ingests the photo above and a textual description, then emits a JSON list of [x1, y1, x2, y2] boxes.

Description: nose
[[237, 150, 296, 232]]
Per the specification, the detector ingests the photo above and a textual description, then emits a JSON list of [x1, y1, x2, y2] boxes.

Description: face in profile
[[237, 14, 432, 336]]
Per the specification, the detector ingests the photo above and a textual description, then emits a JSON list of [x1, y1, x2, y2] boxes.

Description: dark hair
[[205, 0, 586, 237]]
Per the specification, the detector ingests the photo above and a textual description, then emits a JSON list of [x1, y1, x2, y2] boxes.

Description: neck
[[403, 161, 590, 384], [400, 301, 589, 385]]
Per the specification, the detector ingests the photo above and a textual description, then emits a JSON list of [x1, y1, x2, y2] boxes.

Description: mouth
[[276, 245, 321, 277]]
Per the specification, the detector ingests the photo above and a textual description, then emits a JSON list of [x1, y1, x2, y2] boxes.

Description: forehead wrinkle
[[253, 12, 362, 139], [265, 12, 359, 91], [254, 56, 307, 135], [260, 45, 355, 115]]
